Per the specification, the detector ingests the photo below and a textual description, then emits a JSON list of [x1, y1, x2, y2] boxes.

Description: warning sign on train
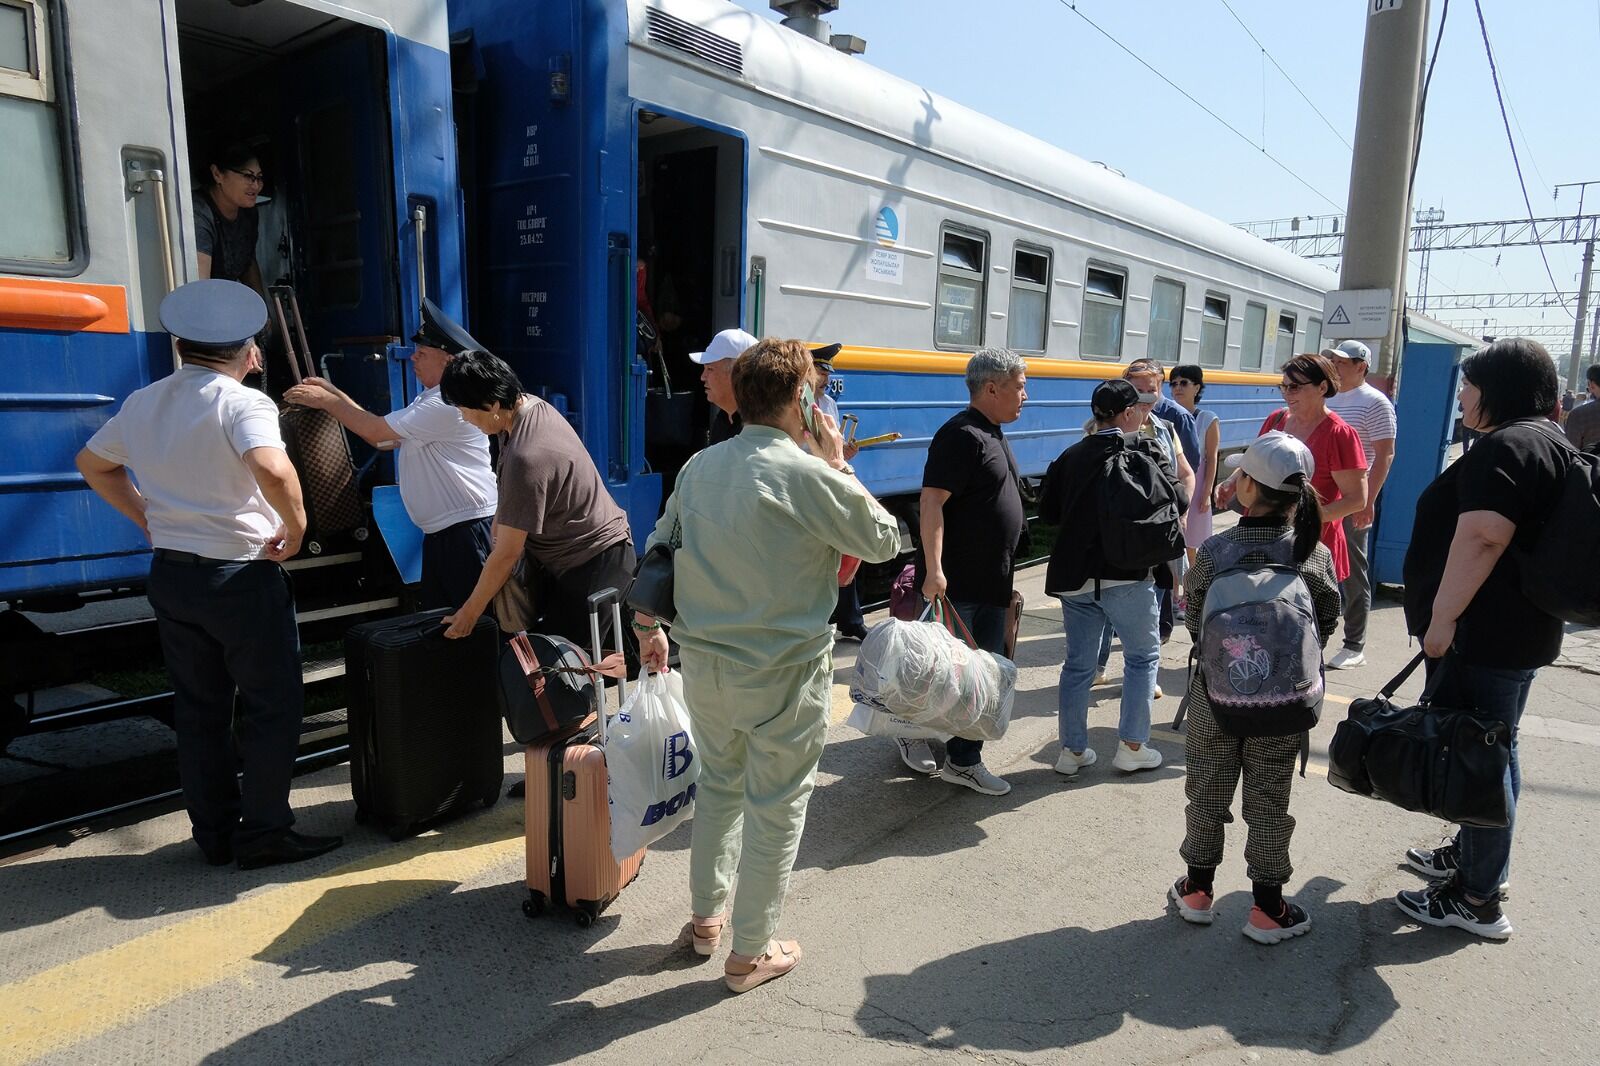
[[1321, 288, 1392, 339]]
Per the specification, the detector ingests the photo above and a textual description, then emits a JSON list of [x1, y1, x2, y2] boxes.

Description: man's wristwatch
[[833, 461, 855, 476]]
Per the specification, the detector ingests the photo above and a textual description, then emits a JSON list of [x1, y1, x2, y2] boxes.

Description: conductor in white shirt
[[284, 299, 498, 609], [75, 280, 342, 870]]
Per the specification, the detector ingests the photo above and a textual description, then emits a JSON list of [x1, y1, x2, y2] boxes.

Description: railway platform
[[3, 568, 1598, 1065]]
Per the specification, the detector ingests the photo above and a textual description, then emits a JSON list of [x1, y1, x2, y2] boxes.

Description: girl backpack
[[1193, 533, 1324, 737]]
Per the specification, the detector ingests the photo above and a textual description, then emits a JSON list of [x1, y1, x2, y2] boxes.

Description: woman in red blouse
[[1219, 353, 1368, 579]]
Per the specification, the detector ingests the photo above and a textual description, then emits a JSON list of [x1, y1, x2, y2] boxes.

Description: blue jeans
[[945, 600, 1009, 767], [1058, 580, 1159, 752], [1426, 657, 1537, 900]]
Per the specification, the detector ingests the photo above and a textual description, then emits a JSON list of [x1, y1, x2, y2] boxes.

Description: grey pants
[[1339, 515, 1371, 651]]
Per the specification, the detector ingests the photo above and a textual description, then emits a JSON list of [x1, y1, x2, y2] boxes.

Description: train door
[[175, 0, 401, 417], [636, 111, 745, 491]]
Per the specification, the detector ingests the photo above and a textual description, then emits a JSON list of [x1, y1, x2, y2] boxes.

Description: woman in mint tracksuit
[[1171, 432, 1339, 945], [635, 339, 900, 994]]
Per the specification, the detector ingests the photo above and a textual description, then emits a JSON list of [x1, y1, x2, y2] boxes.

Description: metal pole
[[1338, 0, 1431, 379], [1588, 303, 1600, 369], [1570, 238, 1594, 390]]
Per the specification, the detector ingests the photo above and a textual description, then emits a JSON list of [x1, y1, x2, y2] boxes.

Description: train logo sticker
[[866, 204, 905, 285]]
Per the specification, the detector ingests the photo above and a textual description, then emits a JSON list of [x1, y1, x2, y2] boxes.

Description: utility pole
[[1338, 0, 1431, 379], [1589, 303, 1600, 369], [1571, 240, 1595, 389]]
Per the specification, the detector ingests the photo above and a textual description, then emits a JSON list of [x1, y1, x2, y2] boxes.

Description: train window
[[1306, 316, 1323, 355], [1081, 264, 1126, 360], [1275, 312, 1297, 367], [1007, 245, 1050, 352], [1199, 294, 1228, 368], [936, 225, 987, 349], [1241, 302, 1267, 371], [1148, 277, 1184, 364], [0, 0, 73, 265]]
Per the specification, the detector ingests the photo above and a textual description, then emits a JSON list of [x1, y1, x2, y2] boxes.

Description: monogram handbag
[[1327, 652, 1512, 829], [626, 516, 679, 623]]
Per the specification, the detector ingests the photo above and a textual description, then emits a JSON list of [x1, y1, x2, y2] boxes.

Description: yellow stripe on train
[[831, 345, 1281, 387]]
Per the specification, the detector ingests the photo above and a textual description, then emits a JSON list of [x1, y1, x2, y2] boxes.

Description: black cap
[[1091, 379, 1139, 420], [159, 280, 266, 346], [414, 298, 483, 355], [810, 342, 841, 370]]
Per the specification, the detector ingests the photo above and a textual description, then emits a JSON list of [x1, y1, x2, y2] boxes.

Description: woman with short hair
[[634, 338, 900, 992], [1396, 338, 1575, 939], [1169, 364, 1219, 562]]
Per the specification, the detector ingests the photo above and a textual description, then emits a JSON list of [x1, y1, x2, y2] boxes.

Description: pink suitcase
[[521, 589, 645, 926]]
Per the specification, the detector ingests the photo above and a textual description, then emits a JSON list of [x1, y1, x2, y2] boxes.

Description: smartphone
[[800, 381, 819, 435]]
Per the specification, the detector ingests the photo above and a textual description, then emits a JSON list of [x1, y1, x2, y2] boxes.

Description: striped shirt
[[1327, 382, 1397, 465]]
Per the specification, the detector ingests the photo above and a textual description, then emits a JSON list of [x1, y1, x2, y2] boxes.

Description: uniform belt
[[152, 548, 234, 566]]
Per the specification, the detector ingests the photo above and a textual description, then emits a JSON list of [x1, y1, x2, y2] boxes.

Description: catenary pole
[[1337, 0, 1431, 379], [1569, 239, 1594, 390]]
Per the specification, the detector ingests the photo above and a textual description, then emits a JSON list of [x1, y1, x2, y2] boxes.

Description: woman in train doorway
[[634, 339, 900, 993], [194, 143, 266, 297], [1169, 364, 1220, 584], [1218, 353, 1367, 583]]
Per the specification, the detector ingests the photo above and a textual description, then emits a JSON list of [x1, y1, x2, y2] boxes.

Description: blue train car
[[446, 0, 1332, 531], [1, 0, 462, 607]]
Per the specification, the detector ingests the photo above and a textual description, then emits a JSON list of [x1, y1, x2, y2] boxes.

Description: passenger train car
[[0, 0, 461, 610], [447, 0, 1337, 536]]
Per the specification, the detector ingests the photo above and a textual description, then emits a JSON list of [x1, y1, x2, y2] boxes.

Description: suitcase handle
[[587, 587, 626, 745]]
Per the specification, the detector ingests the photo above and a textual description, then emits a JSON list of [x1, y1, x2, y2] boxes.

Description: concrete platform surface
[[2, 566, 1598, 1066]]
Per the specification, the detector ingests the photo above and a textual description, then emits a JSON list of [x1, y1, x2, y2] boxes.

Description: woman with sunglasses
[[194, 143, 266, 298], [1218, 353, 1367, 580]]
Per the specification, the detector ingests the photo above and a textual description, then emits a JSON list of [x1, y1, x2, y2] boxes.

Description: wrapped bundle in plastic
[[849, 619, 1016, 741]]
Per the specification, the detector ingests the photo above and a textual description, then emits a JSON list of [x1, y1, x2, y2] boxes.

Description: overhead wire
[[1472, 0, 1575, 318], [1051, 0, 1345, 213], [1216, 0, 1353, 152]]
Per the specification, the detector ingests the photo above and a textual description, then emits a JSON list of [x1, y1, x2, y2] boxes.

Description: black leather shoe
[[198, 840, 234, 867], [836, 623, 869, 642], [236, 830, 343, 870]]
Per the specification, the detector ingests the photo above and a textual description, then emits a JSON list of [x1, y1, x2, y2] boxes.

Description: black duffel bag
[[498, 631, 595, 744], [1327, 652, 1512, 829]]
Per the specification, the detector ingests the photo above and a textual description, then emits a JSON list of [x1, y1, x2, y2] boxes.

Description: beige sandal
[[723, 939, 802, 993], [680, 914, 724, 957]]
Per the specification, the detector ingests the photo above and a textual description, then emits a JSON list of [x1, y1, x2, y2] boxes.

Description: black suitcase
[[271, 286, 364, 554], [345, 609, 504, 839]]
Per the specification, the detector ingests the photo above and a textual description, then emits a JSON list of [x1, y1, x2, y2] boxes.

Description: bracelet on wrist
[[631, 619, 662, 633]]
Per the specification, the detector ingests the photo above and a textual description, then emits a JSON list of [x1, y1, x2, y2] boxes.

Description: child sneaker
[[1243, 901, 1312, 944], [1169, 877, 1215, 925]]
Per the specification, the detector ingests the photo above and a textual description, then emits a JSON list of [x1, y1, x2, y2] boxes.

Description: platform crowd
[[77, 277, 1585, 993]]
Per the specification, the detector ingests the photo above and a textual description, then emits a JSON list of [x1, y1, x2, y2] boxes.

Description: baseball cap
[[1321, 339, 1371, 363], [1225, 430, 1316, 491], [1091, 379, 1139, 420], [690, 328, 758, 366], [160, 279, 266, 346]]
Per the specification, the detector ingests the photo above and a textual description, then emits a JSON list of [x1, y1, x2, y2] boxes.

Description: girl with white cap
[[1169, 431, 1340, 944]]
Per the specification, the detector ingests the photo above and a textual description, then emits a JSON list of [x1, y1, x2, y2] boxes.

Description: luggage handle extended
[[268, 285, 316, 388], [587, 587, 627, 746]]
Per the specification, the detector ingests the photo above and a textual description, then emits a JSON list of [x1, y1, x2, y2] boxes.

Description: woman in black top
[[194, 143, 265, 294], [1396, 338, 1573, 940]]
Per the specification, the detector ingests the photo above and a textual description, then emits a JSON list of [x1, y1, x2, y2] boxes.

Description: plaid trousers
[[1178, 676, 1302, 886]]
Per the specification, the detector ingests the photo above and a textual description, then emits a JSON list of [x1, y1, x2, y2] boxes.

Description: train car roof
[[632, 0, 1337, 294]]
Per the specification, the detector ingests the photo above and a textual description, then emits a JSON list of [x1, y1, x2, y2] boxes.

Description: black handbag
[[498, 631, 595, 745], [626, 515, 679, 623], [1327, 652, 1512, 829]]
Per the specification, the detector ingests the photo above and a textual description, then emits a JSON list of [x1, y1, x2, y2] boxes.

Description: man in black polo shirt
[[915, 347, 1029, 795]]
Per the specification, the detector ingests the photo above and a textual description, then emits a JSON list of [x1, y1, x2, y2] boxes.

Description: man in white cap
[[74, 279, 342, 870], [692, 328, 757, 446], [1323, 339, 1396, 670]]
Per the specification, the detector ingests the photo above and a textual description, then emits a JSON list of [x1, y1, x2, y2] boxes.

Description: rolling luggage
[[345, 609, 504, 840], [522, 589, 646, 926], [271, 285, 364, 555]]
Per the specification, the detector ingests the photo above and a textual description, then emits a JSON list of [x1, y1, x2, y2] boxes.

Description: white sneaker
[[1054, 747, 1098, 777], [939, 761, 1011, 796], [1154, 684, 1165, 700], [1092, 670, 1110, 687], [1328, 648, 1367, 670], [1112, 741, 1163, 773], [894, 738, 939, 775]]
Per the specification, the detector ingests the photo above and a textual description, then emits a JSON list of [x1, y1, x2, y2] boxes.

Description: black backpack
[[1516, 426, 1600, 624], [1096, 435, 1186, 571]]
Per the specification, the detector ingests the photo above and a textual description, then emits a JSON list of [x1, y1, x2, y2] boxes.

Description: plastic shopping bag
[[845, 701, 948, 741], [608, 670, 699, 862], [849, 615, 1016, 742]]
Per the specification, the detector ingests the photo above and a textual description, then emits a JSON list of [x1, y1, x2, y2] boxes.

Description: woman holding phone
[[634, 339, 900, 993]]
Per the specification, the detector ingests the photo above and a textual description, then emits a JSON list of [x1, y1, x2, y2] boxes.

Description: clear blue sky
[[730, 0, 1600, 342]]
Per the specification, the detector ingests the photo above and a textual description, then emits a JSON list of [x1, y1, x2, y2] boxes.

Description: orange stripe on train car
[[831, 344, 1280, 387], [0, 277, 131, 334]]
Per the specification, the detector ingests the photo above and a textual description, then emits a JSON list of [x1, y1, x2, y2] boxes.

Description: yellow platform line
[[0, 807, 524, 1066]]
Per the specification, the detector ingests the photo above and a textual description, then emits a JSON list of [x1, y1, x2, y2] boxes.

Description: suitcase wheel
[[522, 891, 546, 918], [575, 907, 595, 929], [482, 789, 499, 809], [353, 527, 369, 542], [387, 824, 412, 842], [307, 540, 323, 555], [353, 808, 368, 825]]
